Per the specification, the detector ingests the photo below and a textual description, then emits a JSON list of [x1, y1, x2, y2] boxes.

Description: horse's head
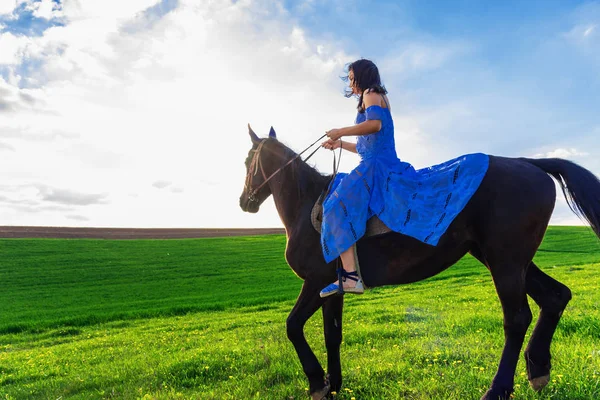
[[239, 124, 279, 213]]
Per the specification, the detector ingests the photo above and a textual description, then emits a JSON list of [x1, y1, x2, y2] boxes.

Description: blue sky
[[0, 0, 63, 36], [312, 0, 600, 157], [0, 0, 598, 227]]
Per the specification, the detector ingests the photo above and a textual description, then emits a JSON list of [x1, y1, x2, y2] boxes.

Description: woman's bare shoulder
[[363, 90, 387, 108]]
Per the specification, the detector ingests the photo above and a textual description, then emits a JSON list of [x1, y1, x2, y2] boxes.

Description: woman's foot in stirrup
[[319, 270, 364, 298], [319, 282, 341, 298], [343, 272, 364, 294]]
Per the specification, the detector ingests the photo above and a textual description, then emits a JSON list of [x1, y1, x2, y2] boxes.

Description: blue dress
[[320, 104, 489, 263]]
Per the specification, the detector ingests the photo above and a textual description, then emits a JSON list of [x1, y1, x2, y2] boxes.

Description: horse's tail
[[521, 157, 600, 239]]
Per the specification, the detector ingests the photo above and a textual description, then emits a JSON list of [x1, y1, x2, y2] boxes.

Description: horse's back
[[358, 155, 557, 287], [470, 156, 556, 237]]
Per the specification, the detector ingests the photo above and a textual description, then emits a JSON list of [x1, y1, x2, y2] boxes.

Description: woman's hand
[[321, 138, 342, 150], [326, 128, 343, 141]]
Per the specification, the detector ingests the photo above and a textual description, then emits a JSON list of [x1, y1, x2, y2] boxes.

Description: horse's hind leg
[[524, 262, 572, 391], [322, 295, 344, 394], [482, 262, 533, 400]]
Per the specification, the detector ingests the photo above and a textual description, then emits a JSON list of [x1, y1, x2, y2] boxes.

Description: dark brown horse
[[239, 126, 600, 400]]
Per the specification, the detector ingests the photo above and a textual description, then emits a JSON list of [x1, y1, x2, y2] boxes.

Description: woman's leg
[[337, 245, 358, 288], [320, 244, 363, 297]]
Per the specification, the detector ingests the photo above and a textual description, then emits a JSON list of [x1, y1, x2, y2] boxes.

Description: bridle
[[244, 139, 270, 203], [244, 133, 337, 203]]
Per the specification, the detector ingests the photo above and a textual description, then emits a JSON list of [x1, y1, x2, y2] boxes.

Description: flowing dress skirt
[[320, 153, 489, 263]]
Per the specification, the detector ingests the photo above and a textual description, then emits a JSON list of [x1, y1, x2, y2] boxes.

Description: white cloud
[[152, 180, 171, 189], [37, 185, 108, 206], [0, 0, 355, 228], [0, 32, 30, 64], [564, 23, 599, 42], [562, 3, 600, 65], [532, 148, 589, 159], [0, 141, 15, 151], [60, 0, 161, 20], [67, 214, 90, 221], [0, 0, 15, 15], [29, 0, 62, 20], [1, 1, 595, 230], [381, 41, 471, 78]]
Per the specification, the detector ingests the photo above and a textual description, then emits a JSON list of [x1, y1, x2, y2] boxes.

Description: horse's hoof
[[310, 383, 330, 400], [529, 375, 550, 392]]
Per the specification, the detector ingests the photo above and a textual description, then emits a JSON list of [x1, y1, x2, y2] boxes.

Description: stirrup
[[319, 268, 364, 298]]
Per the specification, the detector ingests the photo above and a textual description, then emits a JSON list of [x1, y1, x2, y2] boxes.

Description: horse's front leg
[[287, 280, 329, 398], [322, 295, 344, 394]]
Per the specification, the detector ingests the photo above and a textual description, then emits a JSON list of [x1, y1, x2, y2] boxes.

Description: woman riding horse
[[319, 59, 488, 298], [240, 60, 600, 400]]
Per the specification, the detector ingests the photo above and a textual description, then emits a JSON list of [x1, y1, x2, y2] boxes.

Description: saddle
[[310, 191, 392, 237]]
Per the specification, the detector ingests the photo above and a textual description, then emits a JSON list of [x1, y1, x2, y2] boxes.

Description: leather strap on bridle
[[246, 133, 330, 202]]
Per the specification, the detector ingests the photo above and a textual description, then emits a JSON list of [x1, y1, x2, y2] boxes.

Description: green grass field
[[0, 226, 599, 399]]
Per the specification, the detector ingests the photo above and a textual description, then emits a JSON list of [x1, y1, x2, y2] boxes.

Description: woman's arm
[[340, 140, 357, 153], [321, 138, 357, 153]]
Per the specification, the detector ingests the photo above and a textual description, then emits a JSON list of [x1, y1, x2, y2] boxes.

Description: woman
[[320, 58, 396, 297], [319, 59, 488, 298]]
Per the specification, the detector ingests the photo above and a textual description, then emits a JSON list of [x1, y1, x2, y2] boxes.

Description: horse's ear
[[269, 126, 277, 139], [248, 123, 260, 144]]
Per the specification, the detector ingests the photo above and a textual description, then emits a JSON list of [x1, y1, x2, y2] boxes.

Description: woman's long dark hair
[[343, 59, 387, 112]]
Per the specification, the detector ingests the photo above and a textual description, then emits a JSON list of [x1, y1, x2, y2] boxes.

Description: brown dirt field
[[0, 226, 286, 239]]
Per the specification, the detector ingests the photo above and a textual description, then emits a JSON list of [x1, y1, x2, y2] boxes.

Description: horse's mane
[[264, 138, 331, 194]]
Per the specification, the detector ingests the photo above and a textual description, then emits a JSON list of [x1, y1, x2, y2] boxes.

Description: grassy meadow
[[0, 226, 599, 399]]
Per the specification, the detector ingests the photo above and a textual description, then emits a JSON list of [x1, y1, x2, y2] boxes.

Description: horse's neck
[[269, 159, 325, 229]]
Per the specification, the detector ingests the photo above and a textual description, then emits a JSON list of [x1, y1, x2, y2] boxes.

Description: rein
[[245, 133, 341, 203]]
